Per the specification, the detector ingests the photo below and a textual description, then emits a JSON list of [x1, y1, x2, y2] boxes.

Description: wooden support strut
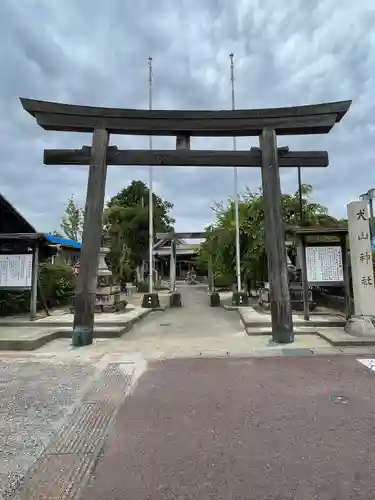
[[156, 232, 207, 240], [73, 129, 109, 343], [30, 244, 39, 321], [44, 147, 329, 168], [300, 235, 310, 321], [260, 128, 294, 343]]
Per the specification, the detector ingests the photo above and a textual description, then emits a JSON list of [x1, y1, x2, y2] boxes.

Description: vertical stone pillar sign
[[345, 200, 375, 336]]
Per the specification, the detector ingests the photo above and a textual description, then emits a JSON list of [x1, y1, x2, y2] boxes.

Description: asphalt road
[[81, 355, 375, 500]]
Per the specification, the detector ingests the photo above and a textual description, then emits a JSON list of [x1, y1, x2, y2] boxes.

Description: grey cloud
[[0, 0, 374, 234]]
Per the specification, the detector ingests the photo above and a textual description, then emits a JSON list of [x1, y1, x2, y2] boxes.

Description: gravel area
[[0, 360, 96, 500]]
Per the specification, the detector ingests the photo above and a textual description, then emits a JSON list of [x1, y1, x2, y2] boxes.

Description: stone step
[[246, 326, 318, 336]]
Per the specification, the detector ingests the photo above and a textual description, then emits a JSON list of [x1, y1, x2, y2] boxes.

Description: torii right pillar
[[260, 128, 293, 343]]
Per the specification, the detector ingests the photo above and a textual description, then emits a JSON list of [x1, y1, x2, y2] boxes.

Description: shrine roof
[[44, 234, 81, 249], [286, 225, 348, 236]]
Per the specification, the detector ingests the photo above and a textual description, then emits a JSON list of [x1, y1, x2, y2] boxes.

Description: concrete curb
[[316, 327, 375, 346], [0, 309, 153, 351], [226, 305, 346, 329]]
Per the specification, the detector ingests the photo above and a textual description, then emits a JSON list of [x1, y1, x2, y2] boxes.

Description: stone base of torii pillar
[[345, 315, 375, 337]]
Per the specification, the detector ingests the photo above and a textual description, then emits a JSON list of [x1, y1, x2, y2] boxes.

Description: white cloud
[[0, 0, 374, 233]]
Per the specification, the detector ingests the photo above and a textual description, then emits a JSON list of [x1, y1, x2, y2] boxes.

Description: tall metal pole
[[297, 166, 303, 223], [148, 57, 154, 293], [230, 53, 242, 292]]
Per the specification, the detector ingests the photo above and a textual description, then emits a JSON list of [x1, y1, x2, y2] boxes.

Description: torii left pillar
[[260, 128, 293, 344], [72, 128, 109, 346]]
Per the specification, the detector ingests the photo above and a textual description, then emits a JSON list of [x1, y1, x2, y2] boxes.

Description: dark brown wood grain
[[260, 128, 294, 343], [20, 97, 351, 136], [156, 232, 207, 240], [176, 134, 191, 149], [299, 236, 310, 321], [44, 148, 329, 167], [73, 129, 109, 338]]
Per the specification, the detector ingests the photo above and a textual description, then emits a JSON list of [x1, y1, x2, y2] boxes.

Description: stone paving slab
[[237, 305, 346, 327], [80, 356, 375, 500], [33, 305, 146, 326], [0, 309, 152, 351], [317, 327, 375, 346], [31, 330, 336, 362], [245, 325, 318, 335]]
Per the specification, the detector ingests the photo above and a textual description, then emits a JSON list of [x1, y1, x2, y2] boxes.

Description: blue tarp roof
[[44, 234, 81, 249]]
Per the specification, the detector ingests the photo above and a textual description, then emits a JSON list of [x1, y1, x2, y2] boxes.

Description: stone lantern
[[95, 247, 126, 312]]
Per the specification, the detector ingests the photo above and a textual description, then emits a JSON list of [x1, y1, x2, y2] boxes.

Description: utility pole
[[148, 57, 154, 293], [230, 53, 242, 292]]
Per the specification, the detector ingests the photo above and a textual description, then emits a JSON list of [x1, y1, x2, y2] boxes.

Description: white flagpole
[[148, 57, 154, 293], [230, 53, 242, 292]]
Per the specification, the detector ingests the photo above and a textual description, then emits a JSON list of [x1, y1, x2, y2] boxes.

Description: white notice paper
[[0, 254, 33, 288], [305, 246, 343, 283]]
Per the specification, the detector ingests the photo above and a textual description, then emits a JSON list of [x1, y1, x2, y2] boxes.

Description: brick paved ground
[[81, 356, 375, 500]]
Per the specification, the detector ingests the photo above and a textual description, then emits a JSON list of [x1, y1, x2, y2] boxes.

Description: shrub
[[214, 273, 233, 289], [136, 279, 169, 292], [38, 263, 75, 308], [0, 263, 75, 316]]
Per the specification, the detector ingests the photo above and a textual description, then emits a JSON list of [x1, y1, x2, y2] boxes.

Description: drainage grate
[[159, 323, 171, 327]]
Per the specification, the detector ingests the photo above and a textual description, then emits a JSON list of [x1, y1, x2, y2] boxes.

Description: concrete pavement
[[5, 285, 375, 499], [80, 355, 375, 500]]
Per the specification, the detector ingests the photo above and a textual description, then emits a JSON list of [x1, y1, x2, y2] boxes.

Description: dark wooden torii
[[20, 98, 351, 345], [156, 232, 206, 295]]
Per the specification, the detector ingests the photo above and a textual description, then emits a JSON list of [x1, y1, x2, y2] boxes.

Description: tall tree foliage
[[104, 180, 174, 281], [198, 184, 341, 285], [60, 195, 84, 242]]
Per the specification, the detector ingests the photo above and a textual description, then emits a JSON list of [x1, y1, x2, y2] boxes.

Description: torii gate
[[21, 98, 351, 345], [155, 231, 206, 307]]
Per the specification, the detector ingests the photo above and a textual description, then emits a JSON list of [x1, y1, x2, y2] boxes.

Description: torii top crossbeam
[[20, 98, 351, 136], [156, 232, 207, 240]]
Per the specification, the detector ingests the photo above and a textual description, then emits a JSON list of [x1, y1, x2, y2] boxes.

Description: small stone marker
[[345, 201, 375, 336]]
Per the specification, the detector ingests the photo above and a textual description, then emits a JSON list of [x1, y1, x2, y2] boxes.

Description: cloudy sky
[[1, 0, 374, 234]]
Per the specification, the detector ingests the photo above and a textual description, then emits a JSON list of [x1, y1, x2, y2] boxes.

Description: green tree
[[198, 184, 341, 287], [104, 180, 174, 282], [60, 195, 84, 242]]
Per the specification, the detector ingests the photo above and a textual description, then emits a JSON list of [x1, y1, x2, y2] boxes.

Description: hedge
[[0, 263, 75, 316]]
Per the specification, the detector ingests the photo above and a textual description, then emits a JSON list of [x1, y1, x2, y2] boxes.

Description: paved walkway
[[33, 285, 337, 361], [4, 287, 375, 498], [80, 356, 375, 499], [124, 283, 243, 337]]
